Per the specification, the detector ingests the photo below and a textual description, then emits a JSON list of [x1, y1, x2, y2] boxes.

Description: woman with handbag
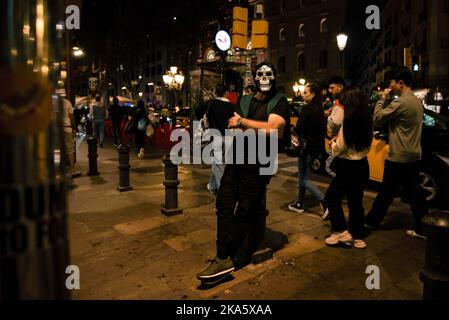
[[288, 83, 328, 217], [324, 86, 373, 249]]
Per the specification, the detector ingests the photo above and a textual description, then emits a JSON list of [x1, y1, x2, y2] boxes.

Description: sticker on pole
[[0, 65, 53, 136]]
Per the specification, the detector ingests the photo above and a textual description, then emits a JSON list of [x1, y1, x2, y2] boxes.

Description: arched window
[[279, 28, 286, 41], [278, 56, 286, 73], [319, 50, 328, 69], [298, 24, 305, 38], [297, 53, 305, 72], [320, 18, 328, 33]]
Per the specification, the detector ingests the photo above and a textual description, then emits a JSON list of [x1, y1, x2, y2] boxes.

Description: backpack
[[137, 118, 147, 131]]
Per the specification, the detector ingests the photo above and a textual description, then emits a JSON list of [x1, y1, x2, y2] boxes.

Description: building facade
[[266, 0, 349, 96], [363, 0, 449, 93]]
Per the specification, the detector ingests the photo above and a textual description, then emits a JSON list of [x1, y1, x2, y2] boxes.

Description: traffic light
[[251, 19, 269, 49], [232, 6, 248, 49], [412, 54, 422, 72]]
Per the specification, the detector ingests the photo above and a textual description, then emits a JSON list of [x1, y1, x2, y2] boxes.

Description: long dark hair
[[306, 82, 322, 107], [339, 86, 373, 152]]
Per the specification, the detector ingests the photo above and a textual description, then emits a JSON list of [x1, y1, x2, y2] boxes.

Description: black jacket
[[295, 100, 325, 157]]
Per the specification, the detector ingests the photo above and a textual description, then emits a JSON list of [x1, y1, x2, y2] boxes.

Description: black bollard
[[161, 154, 183, 217], [87, 137, 100, 176], [420, 211, 449, 300], [117, 145, 133, 192]]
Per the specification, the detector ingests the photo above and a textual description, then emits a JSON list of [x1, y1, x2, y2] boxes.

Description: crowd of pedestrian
[[195, 64, 429, 284]]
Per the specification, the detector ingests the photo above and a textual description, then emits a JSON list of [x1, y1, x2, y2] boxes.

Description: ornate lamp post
[[293, 78, 306, 97], [163, 66, 185, 107]]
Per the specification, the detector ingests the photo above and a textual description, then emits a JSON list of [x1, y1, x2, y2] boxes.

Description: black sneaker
[[288, 200, 305, 213], [197, 257, 235, 280]]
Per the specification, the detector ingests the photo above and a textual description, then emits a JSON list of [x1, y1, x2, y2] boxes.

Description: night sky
[[77, 0, 223, 56]]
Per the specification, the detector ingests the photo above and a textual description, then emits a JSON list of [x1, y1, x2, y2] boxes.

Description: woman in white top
[[324, 86, 373, 249]]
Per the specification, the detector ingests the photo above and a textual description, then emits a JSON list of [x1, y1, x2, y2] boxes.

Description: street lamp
[[163, 66, 185, 107], [337, 33, 348, 78], [163, 66, 185, 90], [72, 47, 84, 58], [293, 78, 306, 97]]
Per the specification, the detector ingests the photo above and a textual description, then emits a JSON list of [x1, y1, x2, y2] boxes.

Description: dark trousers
[[216, 165, 271, 260], [366, 160, 428, 234], [134, 130, 146, 151], [325, 157, 369, 240], [112, 121, 121, 145]]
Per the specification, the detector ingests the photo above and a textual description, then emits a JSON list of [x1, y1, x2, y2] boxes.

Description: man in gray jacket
[[365, 66, 428, 239]]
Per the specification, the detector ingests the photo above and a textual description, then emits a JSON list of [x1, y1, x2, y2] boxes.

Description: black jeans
[[325, 157, 369, 240], [134, 130, 146, 151], [366, 160, 428, 234], [112, 121, 121, 145], [216, 165, 271, 260]]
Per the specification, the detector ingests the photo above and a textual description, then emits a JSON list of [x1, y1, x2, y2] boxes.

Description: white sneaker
[[320, 202, 330, 221], [353, 239, 367, 249], [406, 230, 427, 240], [325, 230, 353, 246], [138, 148, 144, 158]]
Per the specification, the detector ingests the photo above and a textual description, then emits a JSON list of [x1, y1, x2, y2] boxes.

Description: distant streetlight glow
[[337, 33, 348, 78], [293, 78, 307, 96], [73, 49, 84, 57], [337, 33, 348, 51], [163, 66, 184, 90]]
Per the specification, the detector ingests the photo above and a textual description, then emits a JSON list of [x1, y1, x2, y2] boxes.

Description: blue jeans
[[209, 162, 226, 193], [298, 154, 325, 203], [325, 146, 336, 177], [93, 121, 105, 145]]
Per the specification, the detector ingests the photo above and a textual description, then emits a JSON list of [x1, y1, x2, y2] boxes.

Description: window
[[319, 50, 327, 69], [145, 68, 149, 77], [298, 24, 305, 38], [157, 51, 162, 61], [320, 18, 328, 33], [297, 53, 305, 72], [151, 66, 156, 76], [157, 65, 162, 75], [278, 56, 286, 73], [299, 0, 305, 8], [279, 28, 286, 41]]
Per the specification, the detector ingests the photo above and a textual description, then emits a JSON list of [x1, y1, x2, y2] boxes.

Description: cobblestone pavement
[[69, 138, 426, 300]]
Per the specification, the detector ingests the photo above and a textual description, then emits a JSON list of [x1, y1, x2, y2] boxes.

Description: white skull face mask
[[255, 65, 275, 92]]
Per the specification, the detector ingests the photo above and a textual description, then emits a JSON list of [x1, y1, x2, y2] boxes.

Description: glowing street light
[[337, 33, 348, 51], [72, 47, 84, 57], [163, 66, 184, 90], [336, 33, 348, 78], [293, 78, 306, 97]]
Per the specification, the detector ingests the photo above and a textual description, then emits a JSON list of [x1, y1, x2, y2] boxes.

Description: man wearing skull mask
[[197, 62, 290, 282]]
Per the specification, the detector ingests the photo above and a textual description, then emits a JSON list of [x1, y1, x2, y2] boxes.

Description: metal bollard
[[117, 145, 133, 192], [161, 154, 183, 217], [87, 137, 100, 176], [420, 211, 449, 300]]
